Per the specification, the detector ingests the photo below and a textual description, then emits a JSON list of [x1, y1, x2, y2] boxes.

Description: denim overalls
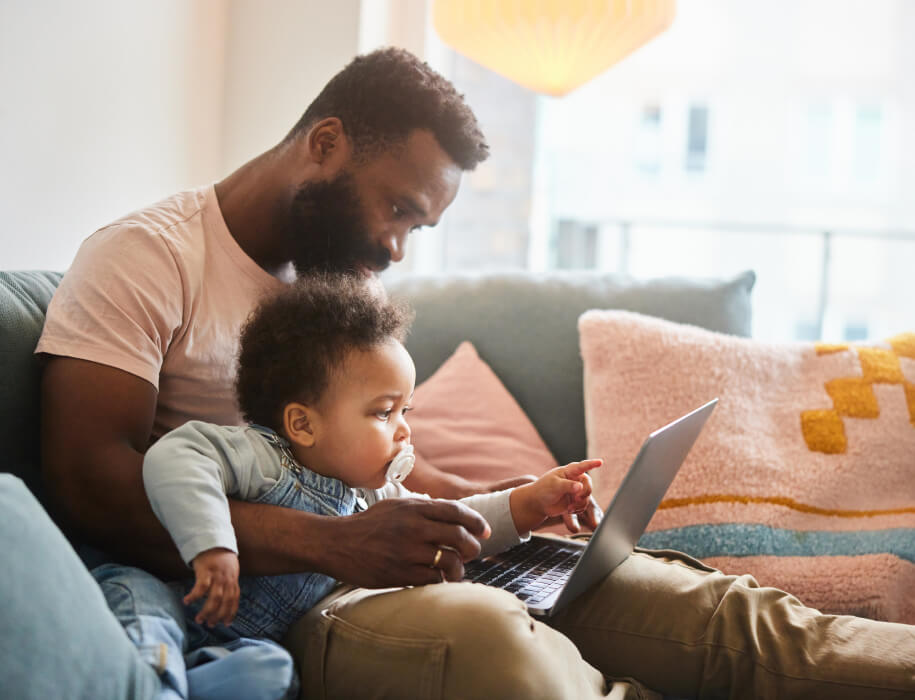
[[92, 425, 361, 700]]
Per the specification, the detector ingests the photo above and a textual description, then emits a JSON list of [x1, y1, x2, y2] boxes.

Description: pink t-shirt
[[37, 185, 287, 442]]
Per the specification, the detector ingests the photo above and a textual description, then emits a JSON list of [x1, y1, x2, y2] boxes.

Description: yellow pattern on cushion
[[658, 493, 915, 518], [801, 409, 847, 454], [803, 334, 915, 453], [889, 332, 915, 359], [858, 348, 904, 383], [825, 377, 879, 418], [815, 343, 849, 355]]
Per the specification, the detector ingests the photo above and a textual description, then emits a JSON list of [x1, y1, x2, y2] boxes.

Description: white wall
[[0, 0, 361, 271], [221, 0, 360, 172]]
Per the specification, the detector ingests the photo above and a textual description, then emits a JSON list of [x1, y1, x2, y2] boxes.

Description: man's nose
[[381, 229, 408, 263]]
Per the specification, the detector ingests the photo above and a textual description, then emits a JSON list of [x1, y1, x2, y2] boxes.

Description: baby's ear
[[284, 402, 317, 448]]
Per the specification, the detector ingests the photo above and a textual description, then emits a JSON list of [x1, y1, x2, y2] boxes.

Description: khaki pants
[[285, 548, 915, 699]]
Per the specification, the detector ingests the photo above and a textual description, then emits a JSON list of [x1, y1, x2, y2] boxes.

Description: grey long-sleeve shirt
[[143, 420, 528, 568]]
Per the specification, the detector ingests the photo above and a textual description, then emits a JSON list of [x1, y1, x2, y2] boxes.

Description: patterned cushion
[[580, 310, 915, 622]]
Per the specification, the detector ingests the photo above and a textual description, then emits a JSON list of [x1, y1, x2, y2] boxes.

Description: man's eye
[[392, 204, 405, 218]]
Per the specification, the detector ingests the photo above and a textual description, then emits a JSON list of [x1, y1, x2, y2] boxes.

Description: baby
[[98, 273, 601, 700]]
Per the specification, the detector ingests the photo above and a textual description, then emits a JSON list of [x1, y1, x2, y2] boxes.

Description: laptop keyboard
[[463, 540, 582, 605]]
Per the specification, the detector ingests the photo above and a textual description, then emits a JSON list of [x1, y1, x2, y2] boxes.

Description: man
[[39, 47, 506, 584], [37, 48, 915, 698]]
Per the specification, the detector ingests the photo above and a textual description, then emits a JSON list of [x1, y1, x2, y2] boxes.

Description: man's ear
[[306, 117, 349, 165], [284, 402, 317, 448]]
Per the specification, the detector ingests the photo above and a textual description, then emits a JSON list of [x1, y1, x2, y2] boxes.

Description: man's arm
[[41, 357, 489, 584], [40, 357, 184, 576]]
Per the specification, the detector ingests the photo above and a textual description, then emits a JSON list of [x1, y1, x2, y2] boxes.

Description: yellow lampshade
[[432, 0, 676, 97]]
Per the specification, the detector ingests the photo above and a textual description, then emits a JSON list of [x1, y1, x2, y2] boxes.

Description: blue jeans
[[92, 564, 298, 700]]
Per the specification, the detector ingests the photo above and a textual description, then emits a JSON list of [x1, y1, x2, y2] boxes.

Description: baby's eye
[[376, 408, 393, 421], [402, 405, 413, 415]]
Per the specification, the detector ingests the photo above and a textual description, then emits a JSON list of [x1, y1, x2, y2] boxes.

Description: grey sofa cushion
[[0, 271, 63, 504], [388, 270, 755, 465]]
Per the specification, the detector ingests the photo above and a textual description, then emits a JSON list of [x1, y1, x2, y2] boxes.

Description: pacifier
[[385, 443, 415, 483]]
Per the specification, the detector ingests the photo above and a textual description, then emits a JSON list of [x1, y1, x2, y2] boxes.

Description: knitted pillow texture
[[580, 310, 915, 622]]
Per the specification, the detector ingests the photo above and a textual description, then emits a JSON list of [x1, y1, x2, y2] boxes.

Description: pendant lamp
[[432, 0, 676, 97]]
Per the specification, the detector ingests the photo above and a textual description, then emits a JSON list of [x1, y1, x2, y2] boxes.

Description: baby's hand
[[185, 548, 240, 627], [510, 459, 603, 535]]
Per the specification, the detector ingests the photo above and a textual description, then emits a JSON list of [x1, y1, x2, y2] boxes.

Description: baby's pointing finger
[[562, 459, 603, 478]]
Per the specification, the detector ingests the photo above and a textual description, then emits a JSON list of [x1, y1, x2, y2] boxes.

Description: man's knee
[[324, 583, 606, 698]]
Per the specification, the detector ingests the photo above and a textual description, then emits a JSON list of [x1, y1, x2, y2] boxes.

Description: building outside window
[[404, 0, 915, 343]]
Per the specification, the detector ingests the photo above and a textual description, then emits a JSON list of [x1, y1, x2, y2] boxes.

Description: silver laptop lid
[[544, 398, 718, 616]]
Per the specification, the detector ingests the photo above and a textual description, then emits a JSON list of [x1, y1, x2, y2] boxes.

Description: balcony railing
[[552, 218, 915, 341]]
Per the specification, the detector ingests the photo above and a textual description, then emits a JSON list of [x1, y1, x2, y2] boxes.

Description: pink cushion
[[409, 341, 558, 485], [579, 310, 915, 622]]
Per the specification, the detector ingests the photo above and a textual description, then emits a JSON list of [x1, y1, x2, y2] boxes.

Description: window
[[804, 102, 833, 181], [554, 219, 598, 269], [843, 322, 869, 342], [416, 0, 915, 342], [685, 103, 708, 172], [853, 104, 883, 183], [635, 102, 663, 175], [794, 320, 821, 341]]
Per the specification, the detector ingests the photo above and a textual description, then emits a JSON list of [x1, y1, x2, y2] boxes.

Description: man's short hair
[[287, 47, 489, 170], [236, 273, 413, 430]]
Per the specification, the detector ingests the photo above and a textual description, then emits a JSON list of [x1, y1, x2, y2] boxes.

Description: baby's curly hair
[[235, 273, 413, 430], [286, 47, 489, 171]]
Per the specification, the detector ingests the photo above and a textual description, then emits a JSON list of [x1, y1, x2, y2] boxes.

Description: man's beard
[[284, 171, 391, 276]]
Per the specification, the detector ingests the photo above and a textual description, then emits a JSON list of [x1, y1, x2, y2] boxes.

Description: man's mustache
[[367, 243, 391, 271]]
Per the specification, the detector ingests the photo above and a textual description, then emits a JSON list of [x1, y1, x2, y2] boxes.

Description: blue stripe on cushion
[[638, 524, 915, 564]]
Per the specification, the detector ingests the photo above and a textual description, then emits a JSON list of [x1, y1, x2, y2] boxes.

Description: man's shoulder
[[94, 187, 210, 247]]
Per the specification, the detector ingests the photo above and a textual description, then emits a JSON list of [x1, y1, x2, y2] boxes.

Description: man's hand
[[185, 548, 240, 627], [509, 460, 603, 535], [323, 498, 491, 588]]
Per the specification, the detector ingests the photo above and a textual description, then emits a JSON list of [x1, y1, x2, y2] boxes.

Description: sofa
[[0, 267, 757, 698]]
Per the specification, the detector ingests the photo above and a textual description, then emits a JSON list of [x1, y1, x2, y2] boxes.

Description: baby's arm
[[143, 421, 276, 625], [508, 459, 602, 535], [369, 462, 602, 560]]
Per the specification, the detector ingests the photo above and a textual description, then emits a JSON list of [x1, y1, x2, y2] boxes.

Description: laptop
[[463, 398, 718, 617]]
